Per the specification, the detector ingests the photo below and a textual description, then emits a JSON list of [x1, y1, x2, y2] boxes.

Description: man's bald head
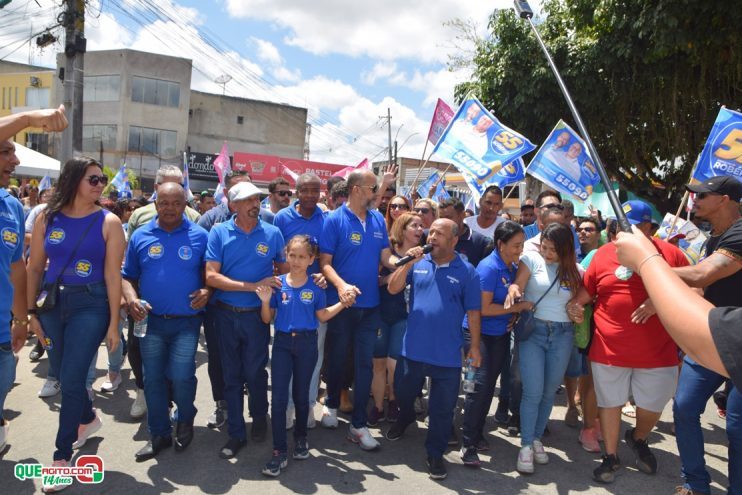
[[157, 181, 186, 200]]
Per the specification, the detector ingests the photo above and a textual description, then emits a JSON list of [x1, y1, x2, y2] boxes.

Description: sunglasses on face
[[358, 184, 378, 193], [414, 207, 431, 215], [86, 175, 108, 186], [389, 203, 409, 211], [696, 192, 719, 200], [276, 190, 293, 197], [576, 227, 596, 233]]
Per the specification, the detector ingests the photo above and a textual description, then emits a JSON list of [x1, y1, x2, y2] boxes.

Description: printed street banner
[[692, 107, 742, 183]]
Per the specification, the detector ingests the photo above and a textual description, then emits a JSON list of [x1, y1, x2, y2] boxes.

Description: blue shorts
[[565, 345, 588, 378], [373, 319, 406, 359]]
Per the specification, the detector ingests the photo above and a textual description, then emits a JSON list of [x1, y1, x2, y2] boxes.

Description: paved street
[[0, 336, 731, 494]]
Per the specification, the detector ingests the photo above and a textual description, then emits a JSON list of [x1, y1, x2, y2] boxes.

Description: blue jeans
[[499, 338, 512, 404], [395, 356, 460, 458], [674, 356, 742, 494], [462, 331, 510, 447], [271, 331, 318, 452], [213, 307, 269, 441], [373, 319, 406, 359], [518, 319, 574, 446], [140, 314, 201, 437], [325, 307, 380, 428], [203, 306, 225, 402], [0, 340, 16, 422], [39, 282, 110, 461], [288, 321, 327, 410]]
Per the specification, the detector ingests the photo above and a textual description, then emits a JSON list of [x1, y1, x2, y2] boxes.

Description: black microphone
[[394, 244, 433, 267]]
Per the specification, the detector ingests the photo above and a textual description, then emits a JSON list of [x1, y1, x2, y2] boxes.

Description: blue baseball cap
[[621, 200, 653, 225]]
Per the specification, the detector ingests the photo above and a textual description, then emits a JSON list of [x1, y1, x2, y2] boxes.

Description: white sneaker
[[532, 440, 549, 464], [42, 459, 70, 492], [38, 378, 61, 398], [100, 372, 122, 392], [0, 419, 8, 451], [286, 405, 295, 430], [307, 407, 317, 429], [347, 425, 380, 451], [321, 406, 338, 429], [130, 388, 147, 419], [72, 414, 103, 450], [517, 445, 535, 474]]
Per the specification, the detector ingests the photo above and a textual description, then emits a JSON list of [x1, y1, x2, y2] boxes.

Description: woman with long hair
[[384, 195, 411, 233], [369, 212, 423, 425], [460, 220, 531, 466], [27, 157, 124, 493], [505, 223, 582, 475]]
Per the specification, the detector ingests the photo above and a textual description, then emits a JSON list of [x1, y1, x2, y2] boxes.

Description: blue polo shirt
[[273, 202, 324, 274], [0, 190, 24, 344], [270, 274, 326, 332], [320, 203, 389, 308], [122, 217, 208, 316], [474, 250, 516, 336], [402, 254, 481, 368], [206, 217, 285, 308]]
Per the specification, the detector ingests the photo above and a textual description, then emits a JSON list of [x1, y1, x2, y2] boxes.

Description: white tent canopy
[[13, 142, 61, 179]]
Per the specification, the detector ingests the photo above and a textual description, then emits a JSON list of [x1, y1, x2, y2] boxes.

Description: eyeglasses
[[86, 175, 108, 186], [389, 204, 409, 211], [359, 184, 378, 193], [276, 190, 293, 197], [414, 207, 431, 215], [576, 227, 596, 233]]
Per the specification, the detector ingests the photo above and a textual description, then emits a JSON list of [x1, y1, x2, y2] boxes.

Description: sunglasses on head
[[276, 190, 293, 197], [389, 203, 409, 211], [576, 226, 596, 233], [86, 175, 108, 186], [414, 207, 431, 215]]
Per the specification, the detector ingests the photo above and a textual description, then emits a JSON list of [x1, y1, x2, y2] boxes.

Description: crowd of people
[[0, 107, 741, 494]]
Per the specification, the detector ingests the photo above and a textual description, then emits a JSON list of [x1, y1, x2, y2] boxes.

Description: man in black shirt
[[672, 176, 742, 495]]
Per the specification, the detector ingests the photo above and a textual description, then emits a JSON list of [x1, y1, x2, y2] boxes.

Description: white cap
[[228, 182, 261, 202]]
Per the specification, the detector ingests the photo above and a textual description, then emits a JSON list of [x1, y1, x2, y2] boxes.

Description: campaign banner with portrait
[[657, 213, 708, 264], [462, 158, 526, 202], [692, 107, 742, 183], [526, 120, 601, 202], [432, 96, 535, 186]]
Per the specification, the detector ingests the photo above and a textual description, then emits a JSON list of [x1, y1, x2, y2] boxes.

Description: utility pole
[[60, 0, 86, 164], [386, 108, 393, 167], [304, 123, 311, 160]]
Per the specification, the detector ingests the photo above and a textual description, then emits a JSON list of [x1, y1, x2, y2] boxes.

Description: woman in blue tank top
[[26, 157, 125, 492]]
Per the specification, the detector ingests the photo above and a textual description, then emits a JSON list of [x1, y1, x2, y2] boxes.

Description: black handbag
[[36, 213, 100, 313], [513, 273, 560, 343]]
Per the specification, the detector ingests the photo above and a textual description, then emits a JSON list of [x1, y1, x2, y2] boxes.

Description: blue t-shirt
[[197, 202, 274, 231], [0, 190, 25, 344], [320, 204, 389, 308], [520, 251, 573, 323], [402, 254, 481, 368], [273, 202, 324, 274], [475, 250, 517, 336], [122, 217, 208, 316], [269, 274, 326, 332], [205, 218, 285, 308]]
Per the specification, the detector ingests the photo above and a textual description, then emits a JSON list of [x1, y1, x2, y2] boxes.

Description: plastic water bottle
[[462, 358, 476, 393], [133, 300, 149, 338]]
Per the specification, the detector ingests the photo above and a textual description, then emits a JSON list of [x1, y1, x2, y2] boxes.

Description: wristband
[[638, 253, 662, 275], [12, 317, 29, 326]]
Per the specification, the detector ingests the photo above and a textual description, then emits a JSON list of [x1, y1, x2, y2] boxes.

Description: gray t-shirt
[[520, 250, 573, 323], [709, 306, 742, 390]]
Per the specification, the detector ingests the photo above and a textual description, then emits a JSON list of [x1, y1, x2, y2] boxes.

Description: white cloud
[[250, 37, 301, 82], [224, 0, 507, 63], [361, 62, 398, 85]]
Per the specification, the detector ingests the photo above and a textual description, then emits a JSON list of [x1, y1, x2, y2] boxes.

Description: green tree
[[457, 0, 741, 212], [102, 165, 140, 197]]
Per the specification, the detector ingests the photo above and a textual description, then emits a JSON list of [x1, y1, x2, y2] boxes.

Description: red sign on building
[[232, 152, 347, 190]]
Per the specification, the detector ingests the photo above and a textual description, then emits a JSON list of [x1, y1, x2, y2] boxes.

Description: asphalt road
[[0, 336, 731, 494]]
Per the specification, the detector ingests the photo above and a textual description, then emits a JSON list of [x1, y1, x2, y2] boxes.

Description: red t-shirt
[[585, 238, 689, 368]]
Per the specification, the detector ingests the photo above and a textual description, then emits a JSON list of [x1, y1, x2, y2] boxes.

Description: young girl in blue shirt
[[256, 235, 348, 477]]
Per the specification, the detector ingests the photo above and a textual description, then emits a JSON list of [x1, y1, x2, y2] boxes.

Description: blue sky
[[2, 0, 514, 165]]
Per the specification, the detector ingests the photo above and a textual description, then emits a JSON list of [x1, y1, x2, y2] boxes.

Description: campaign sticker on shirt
[[300, 289, 314, 305], [1, 227, 19, 250], [178, 245, 193, 260], [47, 228, 65, 245], [148, 243, 164, 259], [75, 259, 92, 278], [349, 232, 362, 245], [560, 280, 571, 291], [281, 291, 291, 305], [256, 242, 270, 257], [614, 265, 634, 281]]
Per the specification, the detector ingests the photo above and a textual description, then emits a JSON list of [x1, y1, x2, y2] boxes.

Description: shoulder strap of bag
[[531, 270, 561, 311], [53, 210, 103, 283]]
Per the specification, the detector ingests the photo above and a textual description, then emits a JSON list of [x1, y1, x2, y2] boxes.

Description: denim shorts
[[373, 319, 406, 359]]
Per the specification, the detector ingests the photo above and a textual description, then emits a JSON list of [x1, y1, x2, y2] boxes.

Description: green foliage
[[459, 0, 742, 211], [102, 165, 139, 196]]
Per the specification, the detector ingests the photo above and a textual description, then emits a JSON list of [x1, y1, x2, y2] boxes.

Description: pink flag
[[427, 98, 454, 145], [332, 158, 370, 179], [281, 163, 299, 182], [213, 141, 231, 185]]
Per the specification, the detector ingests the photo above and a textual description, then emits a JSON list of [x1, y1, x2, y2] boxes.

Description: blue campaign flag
[[432, 95, 535, 187], [526, 120, 601, 202], [38, 174, 52, 193], [417, 172, 440, 199], [261, 196, 270, 209], [182, 155, 194, 201], [110, 163, 127, 191], [432, 180, 450, 203], [462, 157, 525, 203], [399, 185, 412, 202], [693, 107, 742, 183]]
